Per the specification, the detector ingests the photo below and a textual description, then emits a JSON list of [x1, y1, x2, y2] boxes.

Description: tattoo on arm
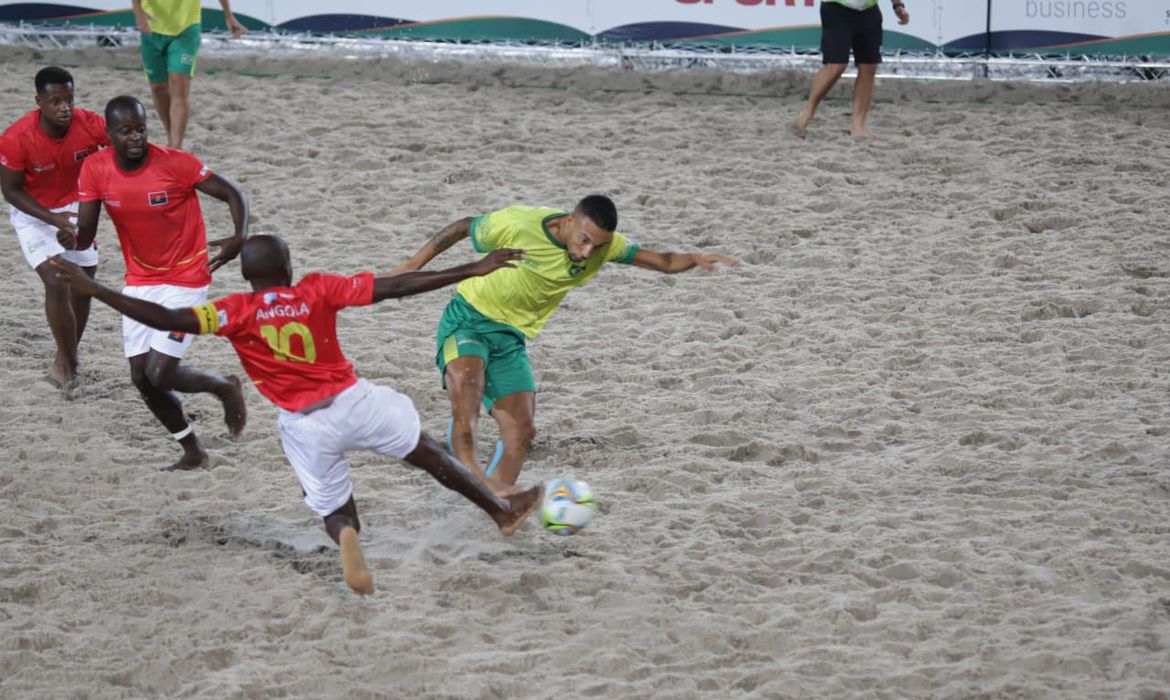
[[429, 217, 472, 255]]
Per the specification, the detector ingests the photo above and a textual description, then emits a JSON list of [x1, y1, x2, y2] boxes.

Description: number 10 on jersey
[[259, 322, 317, 363]]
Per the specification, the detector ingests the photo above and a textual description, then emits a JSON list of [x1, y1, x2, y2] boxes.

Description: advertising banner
[[989, 0, 1170, 55], [0, 1, 1166, 56]]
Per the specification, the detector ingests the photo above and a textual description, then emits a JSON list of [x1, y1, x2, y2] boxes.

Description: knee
[[129, 364, 153, 394], [445, 372, 484, 410], [145, 364, 166, 390], [508, 420, 536, 449], [826, 64, 848, 78], [38, 266, 69, 296], [142, 359, 175, 391]]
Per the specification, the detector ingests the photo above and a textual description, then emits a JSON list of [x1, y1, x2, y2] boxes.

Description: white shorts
[[10, 203, 98, 269], [121, 284, 208, 359], [276, 378, 422, 517]]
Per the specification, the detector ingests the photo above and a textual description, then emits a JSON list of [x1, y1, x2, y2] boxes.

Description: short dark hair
[[575, 194, 618, 232], [105, 95, 145, 126], [241, 235, 291, 281], [34, 66, 73, 94]]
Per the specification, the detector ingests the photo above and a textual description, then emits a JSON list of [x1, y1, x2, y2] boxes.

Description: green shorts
[[140, 24, 202, 84], [436, 295, 535, 413]]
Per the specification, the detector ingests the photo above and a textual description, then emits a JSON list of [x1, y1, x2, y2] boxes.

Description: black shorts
[[820, 2, 883, 65]]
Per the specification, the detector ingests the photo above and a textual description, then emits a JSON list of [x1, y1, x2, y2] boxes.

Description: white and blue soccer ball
[[540, 477, 597, 535]]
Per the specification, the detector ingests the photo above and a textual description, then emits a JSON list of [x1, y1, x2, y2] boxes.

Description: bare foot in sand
[[218, 375, 247, 437], [792, 110, 812, 138], [160, 448, 209, 472], [495, 484, 542, 536], [851, 126, 878, 141], [339, 527, 374, 595], [46, 362, 81, 398]]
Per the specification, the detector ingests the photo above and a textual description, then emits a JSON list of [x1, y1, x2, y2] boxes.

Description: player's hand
[[48, 256, 99, 296], [51, 213, 78, 247], [134, 9, 153, 34], [690, 253, 740, 271], [226, 16, 247, 39], [894, 5, 910, 24], [473, 248, 525, 275], [208, 235, 244, 273]]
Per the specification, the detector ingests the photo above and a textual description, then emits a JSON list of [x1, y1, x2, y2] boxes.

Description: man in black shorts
[[793, 0, 910, 140]]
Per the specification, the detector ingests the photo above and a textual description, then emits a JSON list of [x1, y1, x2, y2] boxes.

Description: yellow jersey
[[456, 205, 639, 338], [142, 0, 202, 36]]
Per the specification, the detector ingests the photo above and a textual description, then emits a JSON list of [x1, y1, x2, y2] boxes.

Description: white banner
[[992, 0, 1167, 37], [1, 1, 1166, 53]]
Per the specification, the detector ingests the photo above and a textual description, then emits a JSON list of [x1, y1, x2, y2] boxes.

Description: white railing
[[1, 24, 1167, 83]]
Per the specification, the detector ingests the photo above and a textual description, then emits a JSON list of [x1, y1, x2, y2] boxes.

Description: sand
[[0, 44, 1168, 699]]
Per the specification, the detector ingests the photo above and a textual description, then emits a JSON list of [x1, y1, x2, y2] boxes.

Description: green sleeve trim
[[615, 243, 640, 265], [469, 215, 486, 253]]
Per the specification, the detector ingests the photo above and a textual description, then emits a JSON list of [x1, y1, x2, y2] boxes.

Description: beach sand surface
[[1, 45, 1168, 699]]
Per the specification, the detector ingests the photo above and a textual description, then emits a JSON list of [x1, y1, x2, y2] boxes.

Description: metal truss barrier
[[1, 24, 1167, 83]]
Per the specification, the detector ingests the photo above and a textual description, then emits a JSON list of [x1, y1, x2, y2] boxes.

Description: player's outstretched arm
[[195, 173, 250, 272], [48, 257, 201, 334], [632, 248, 740, 274], [383, 216, 473, 275], [372, 248, 523, 302]]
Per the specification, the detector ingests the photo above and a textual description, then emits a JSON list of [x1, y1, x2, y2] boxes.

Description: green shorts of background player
[[133, 0, 246, 150], [389, 194, 739, 494]]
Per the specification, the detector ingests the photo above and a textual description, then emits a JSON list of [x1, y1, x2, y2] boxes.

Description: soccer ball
[[540, 477, 597, 535]]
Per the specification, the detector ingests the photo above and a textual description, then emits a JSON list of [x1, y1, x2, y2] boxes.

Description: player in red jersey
[[61, 95, 248, 471], [50, 235, 542, 596], [0, 67, 109, 394]]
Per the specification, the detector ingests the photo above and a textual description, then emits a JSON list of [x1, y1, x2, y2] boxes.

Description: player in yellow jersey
[[132, 0, 247, 150], [390, 195, 738, 492]]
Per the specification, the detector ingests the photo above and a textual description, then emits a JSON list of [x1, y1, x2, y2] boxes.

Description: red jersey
[[0, 108, 108, 209], [191, 272, 377, 412], [78, 144, 213, 287]]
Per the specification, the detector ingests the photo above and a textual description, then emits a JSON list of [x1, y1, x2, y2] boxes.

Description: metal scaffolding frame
[[1, 24, 1167, 83]]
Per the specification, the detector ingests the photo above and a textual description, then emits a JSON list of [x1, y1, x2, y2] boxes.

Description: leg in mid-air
[[129, 349, 246, 471], [322, 496, 374, 596], [279, 379, 541, 595], [128, 352, 206, 471], [403, 433, 541, 536]]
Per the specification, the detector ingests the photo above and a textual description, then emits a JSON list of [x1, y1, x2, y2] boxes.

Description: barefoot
[[495, 484, 542, 537], [792, 110, 812, 139], [160, 451, 209, 472], [851, 126, 878, 141], [219, 375, 247, 437], [490, 480, 527, 498], [46, 363, 79, 397], [62, 374, 84, 401], [339, 527, 375, 595]]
